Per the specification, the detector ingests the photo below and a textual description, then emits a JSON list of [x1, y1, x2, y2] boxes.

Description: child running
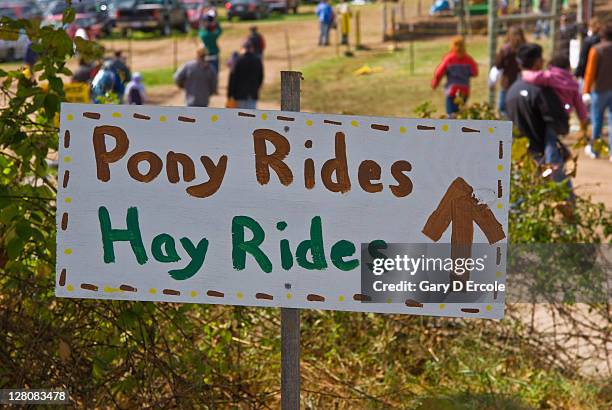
[[521, 54, 589, 129]]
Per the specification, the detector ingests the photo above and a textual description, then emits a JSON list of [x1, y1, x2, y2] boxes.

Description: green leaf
[[43, 93, 60, 117], [62, 7, 75, 25]]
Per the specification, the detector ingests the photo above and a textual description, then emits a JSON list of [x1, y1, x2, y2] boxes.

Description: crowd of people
[[315, 0, 352, 48], [173, 8, 265, 109], [68, 8, 266, 110], [70, 50, 144, 105], [429, 18, 612, 197]]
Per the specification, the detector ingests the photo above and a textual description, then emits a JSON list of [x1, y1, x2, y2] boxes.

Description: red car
[[44, 0, 112, 39], [0, 1, 44, 20], [180, 0, 211, 30]]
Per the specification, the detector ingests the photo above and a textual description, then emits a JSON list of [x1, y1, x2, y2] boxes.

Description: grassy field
[[260, 33, 551, 118]]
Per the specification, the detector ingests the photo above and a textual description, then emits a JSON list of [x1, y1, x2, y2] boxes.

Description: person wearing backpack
[[124, 72, 146, 105], [506, 44, 571, 187]]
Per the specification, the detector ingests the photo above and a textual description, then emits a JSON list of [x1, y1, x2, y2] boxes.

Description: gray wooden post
[[457, 0, 467, 36], [487, 0, 498, 108], [382, 2, 387, 41], [549, 0, 562, 57], [280, 71, 301, 410]]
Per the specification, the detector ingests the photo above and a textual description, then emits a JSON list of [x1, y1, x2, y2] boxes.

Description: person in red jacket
[[432, 36, 479, 116]]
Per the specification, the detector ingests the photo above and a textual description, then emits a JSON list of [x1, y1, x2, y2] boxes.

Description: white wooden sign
[[56, 104, 512, 319]]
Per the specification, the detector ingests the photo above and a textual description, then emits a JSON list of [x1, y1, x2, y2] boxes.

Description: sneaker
[[584, 144, 598, 159]]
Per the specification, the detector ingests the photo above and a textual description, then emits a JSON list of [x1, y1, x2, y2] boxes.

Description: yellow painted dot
[[66, 284, 74, 292], [439, 303, 445, 310], [64, 248, 72, 255], [497, 203, 503, 209], [104, 286, 121, 293], [261, 113, 268, 120], [211, 114, 219, 123], [159, 115, 167, 122], [286, 292, 292, 300], [488, 127, 494, 134], [64, 156, 72, 163], [442, 124, 449, 132], [306, 119, 313, 126], [338, 295, 345, 302], [112, 112, 122, 118], [497, 164, 503, 171], [237, 291, 244, 299], [149, 288, 157, 294], [66, 114, 74, 121], [190, 290, 197, 297], [64, 197, 72, 203], [485, 304, 492, 311], [399, 126, 407, 134], [496, 271, 502, 277], [351, 120, 359, 127]]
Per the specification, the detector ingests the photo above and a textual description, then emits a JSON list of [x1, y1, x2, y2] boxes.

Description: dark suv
[[115, 0, 189, 36]]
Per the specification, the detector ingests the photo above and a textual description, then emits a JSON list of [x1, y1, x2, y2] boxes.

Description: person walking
[[494, 26, 526, 116], [91, 60, 116, 103], [583, 23, 612, 160], [199, 10, 222, 74], [72, 59, 93, 83], [109, 51, 131, 103], [431, 36, 478, 116], [521, 54, 589, 131], [316, 0, 334, 47], [124, 72, 146, 105], [575, 18, 601, 80], [506, 44, 571, 186], [227, 41, 264, 109], [174, 47, 218, 107], [247, 26, 265, 59], [336, 0, 351, 46]]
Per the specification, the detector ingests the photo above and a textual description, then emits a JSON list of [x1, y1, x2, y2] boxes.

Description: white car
[[0, 32, 29, 62]]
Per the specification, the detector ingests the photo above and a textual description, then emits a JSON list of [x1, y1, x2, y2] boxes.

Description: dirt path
[[573, 146, 612, 207], [101, 5, 387, 109]]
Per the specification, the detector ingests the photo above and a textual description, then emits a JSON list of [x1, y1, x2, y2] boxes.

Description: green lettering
[[168, 237, 209, 280], [367, 239, 388, 272], [232, 216, 272, 273], [280, 239, 293, 270], [151, 233, 180, 263], [295, 216, 327, 270], [98, 206, 148, 265], [331, 240, 359, 271]]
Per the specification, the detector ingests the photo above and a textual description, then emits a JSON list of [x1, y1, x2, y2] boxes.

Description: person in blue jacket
[[316, 0, 334, 47]]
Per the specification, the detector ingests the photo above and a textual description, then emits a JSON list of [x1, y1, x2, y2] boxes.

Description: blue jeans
[[542, 126, 572, 189], [445, 95, 466, 115], [534, 19, 550, 39], [319, 22, 331, 45], [236, 98, 257, 109], [208, 55, 219, 75], [590, 90, 612, 147], [498, 88, 507, 116]]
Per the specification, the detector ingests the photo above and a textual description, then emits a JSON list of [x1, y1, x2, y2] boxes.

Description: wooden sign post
[[280, 71, 301, 409]]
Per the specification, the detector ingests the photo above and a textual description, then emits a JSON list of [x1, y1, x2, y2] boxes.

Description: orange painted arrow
[[422, 177, 505, 282]]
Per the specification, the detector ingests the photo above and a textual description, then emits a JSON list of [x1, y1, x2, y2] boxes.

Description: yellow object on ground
[[353, 65, 384, 76]]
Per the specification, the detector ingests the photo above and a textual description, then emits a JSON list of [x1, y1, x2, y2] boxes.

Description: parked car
[[44, 0, 113, 36], [180, 0, 211, 29], [115, 0, 189, 36], [0, 1, 44, 20], [225, 0, 269, 21], [263, 0, 297, 14], [0, 31, 29, 62]]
